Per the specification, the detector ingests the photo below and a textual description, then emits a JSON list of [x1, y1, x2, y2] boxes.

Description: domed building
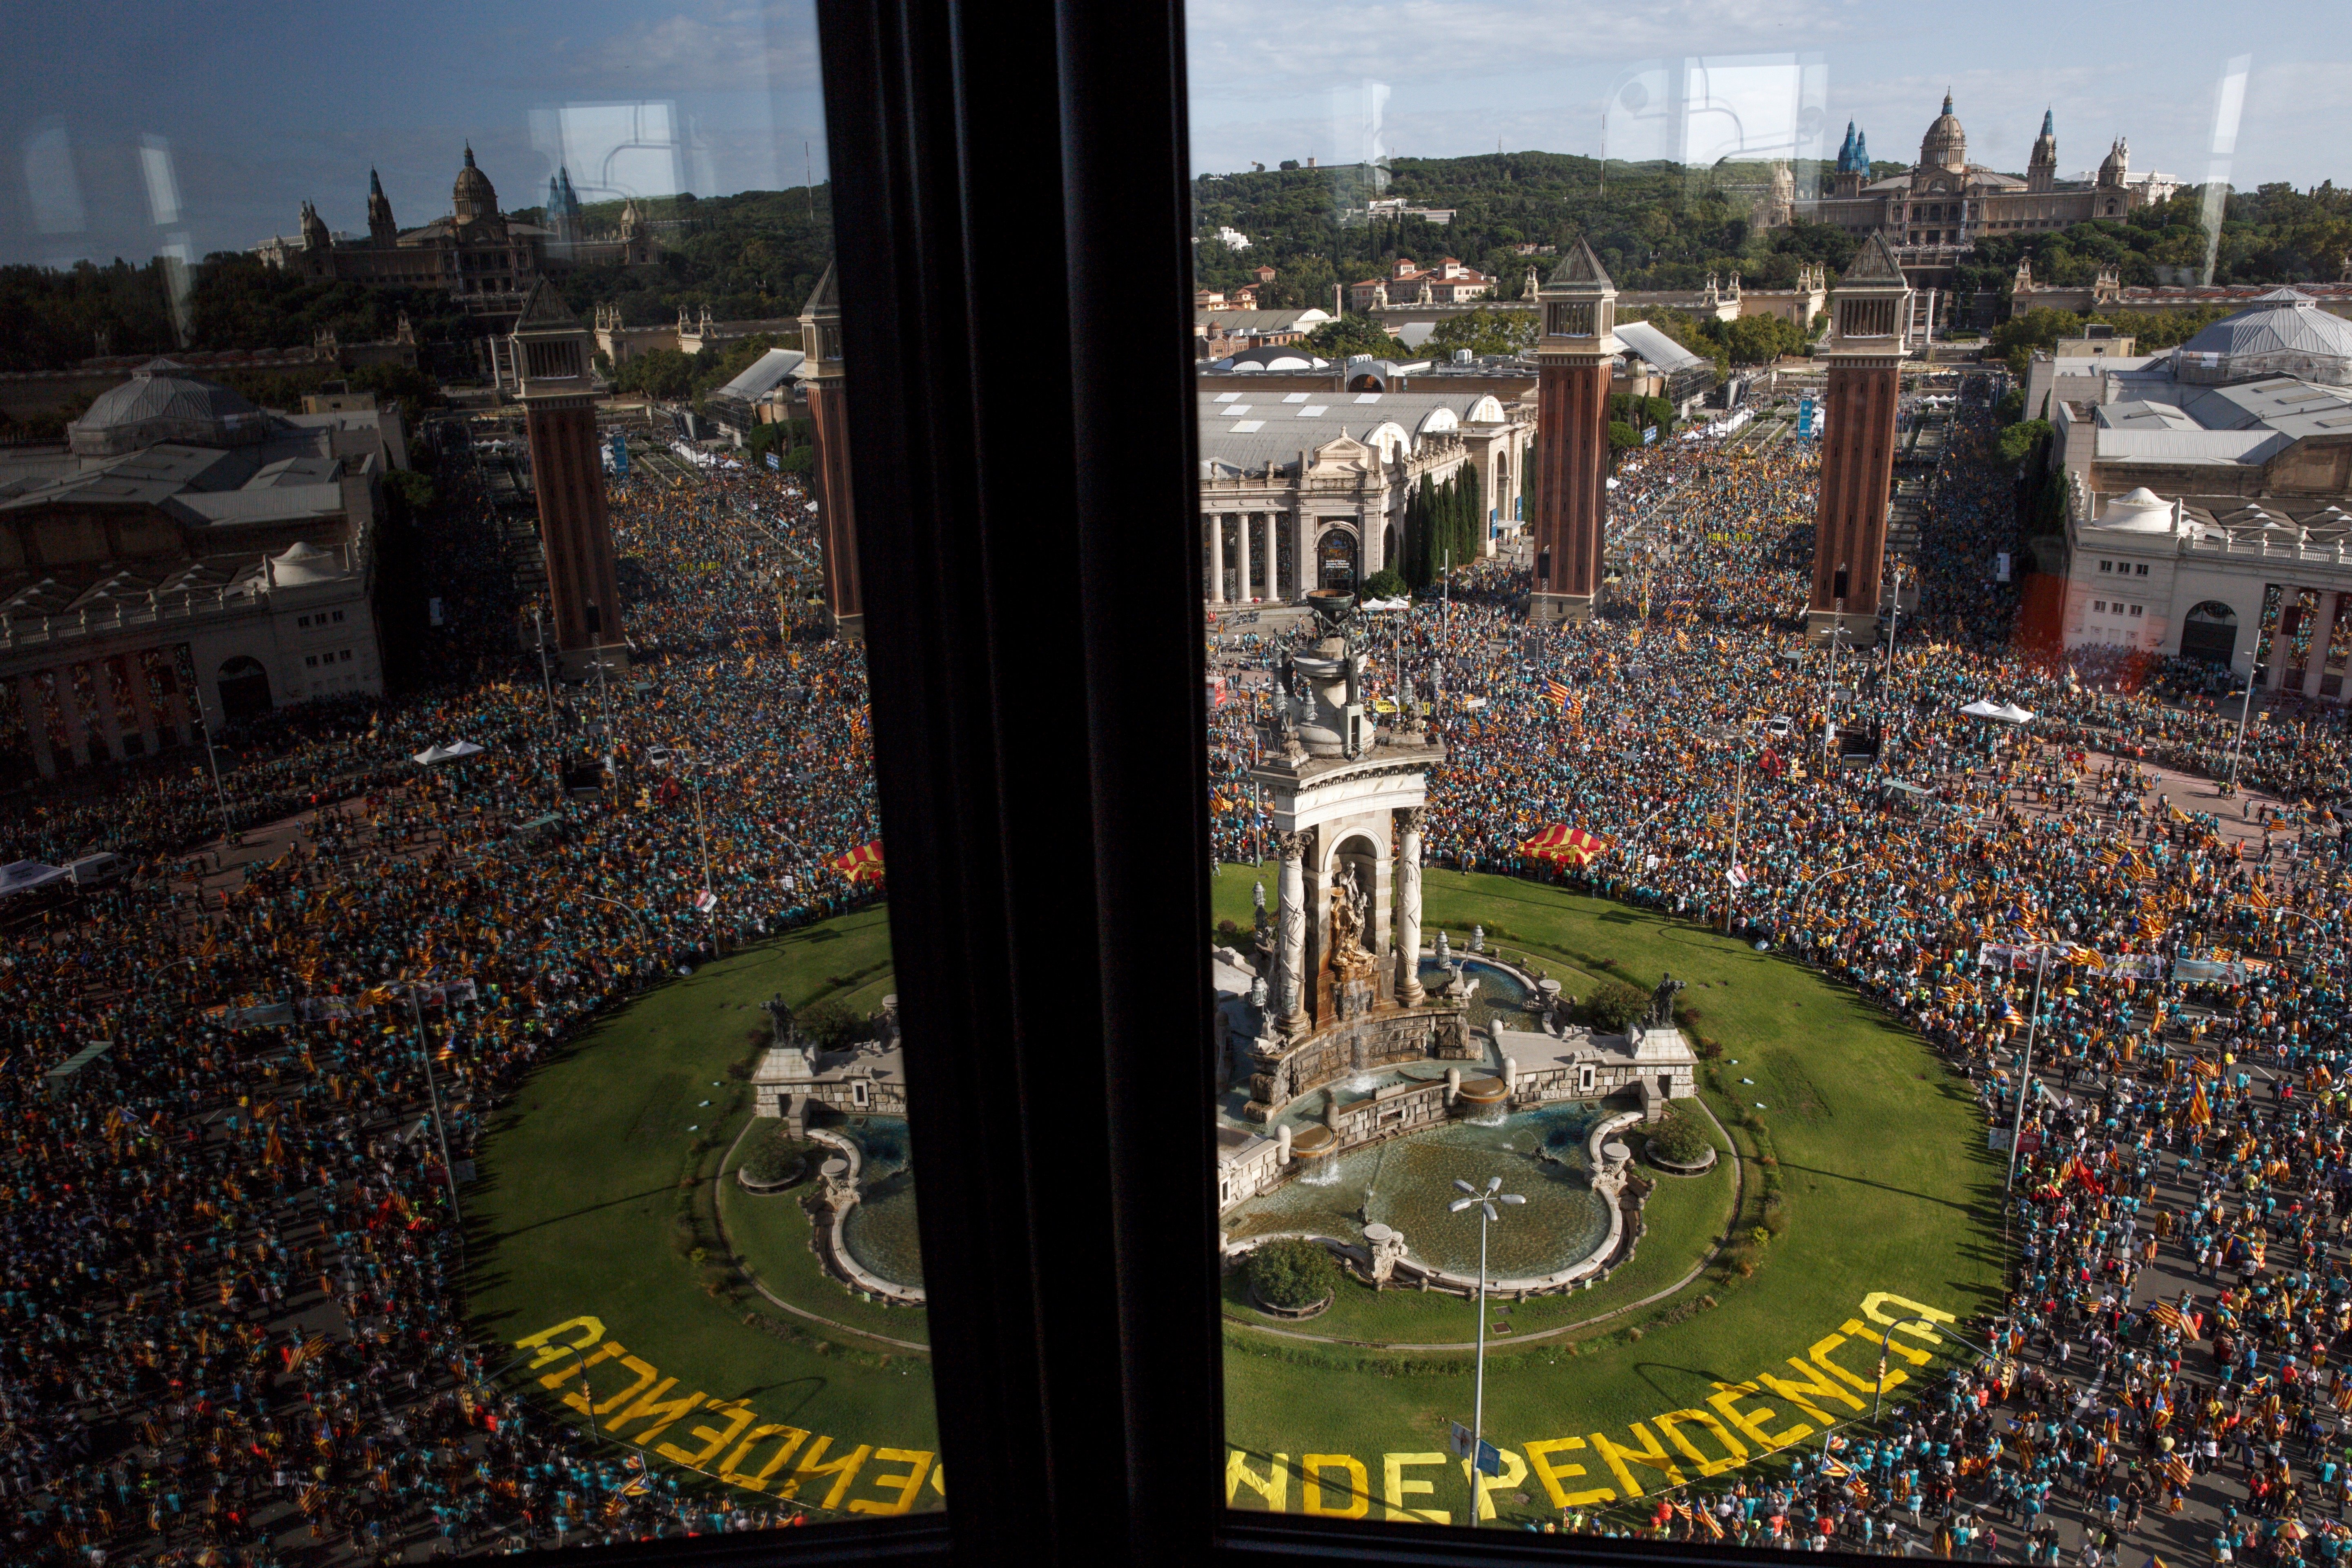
[[1786, 93, 2180, 301], [0, 361, 402, 780], [2044, 287, 2352, 684], [256, 145, 657, 337]]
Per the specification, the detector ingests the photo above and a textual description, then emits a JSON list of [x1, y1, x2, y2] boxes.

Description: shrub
[[1646, 1112, 1710, 1166], [1247, 1239, 1340, 1311], [1360, 568, 1408, 601], [742, 1123, 813, 1186], [795, 998, 863, 1052], [1585, 980, 1650, 1032]]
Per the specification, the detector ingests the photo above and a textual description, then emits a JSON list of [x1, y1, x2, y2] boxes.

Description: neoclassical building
[[1198, 389, 1531, 604], [1779, 96, 2179, 287], [0, 361, 399, 780], [257, 149, 657, 325], [2041, 290, 2352, 689]]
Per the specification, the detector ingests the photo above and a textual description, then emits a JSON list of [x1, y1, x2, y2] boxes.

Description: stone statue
[[1471, 924, 1485, 954], [762, 993, 796, 1046], [1249, 974, 1268, 1011], [1327, 873, 1365, 960], [1643, 973, 1686, 1031]]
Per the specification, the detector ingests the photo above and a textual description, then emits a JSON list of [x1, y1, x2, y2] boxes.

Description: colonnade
[[1202, 510, 1321, 604], [2264, 586, 2352, 700], [7, 644, 198, 778]]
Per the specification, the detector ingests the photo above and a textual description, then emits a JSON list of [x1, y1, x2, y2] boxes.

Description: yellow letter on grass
[[1526, 1437, 1617, 1509], [851, 1449, 935, 1515], [1225, 1451, 1288, 1511], [1709, 1381, 1812, 1450], [1460, 1448, 1528, 1522], [1300, 1455, 1370, 1519], [1590, 1424, 1688, 1499], [1653, 1409, 1749, 1477], [1382, 1453, 1449, 1524]]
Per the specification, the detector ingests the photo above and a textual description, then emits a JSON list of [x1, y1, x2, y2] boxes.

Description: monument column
[[2268, 590, 2300, 691], [1295, 512, 1315, 595], [55, 666, 90, 769], [14, 674, 54, 779], [1209, 516, 1226, 602], [1530, 238, 1619, 624], [1262, 513, 1279, 601], [1275, 830, 1309, 1038], [124, 651, 160, 754], [1808, 232, 1914, 643], [1396, 806, 1425, 1006], [89, 662, 126, 761], [1236, 510, 1253, 602], [2305, 591, 2339, 698]]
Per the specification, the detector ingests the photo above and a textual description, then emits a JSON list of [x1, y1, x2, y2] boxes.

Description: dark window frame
[[508, 1, 1880, 1562]]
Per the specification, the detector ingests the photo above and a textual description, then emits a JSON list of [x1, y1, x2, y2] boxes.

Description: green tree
[[1989, 307, 2087, 378], [1646, 1111, 1710, 1165], [1584, 980, 1650, 1031], [1996, 419, 2051, 468], [1423, 309, 1536, 359], [611, 347, 696, 401], [1607, 420, 1639, 450], [1301, 313, 1401, 361], [1360, 568, 1408, 600]]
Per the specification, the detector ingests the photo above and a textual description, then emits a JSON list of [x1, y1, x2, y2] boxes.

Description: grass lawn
[[1209, 865, 2004, 1528], [466, 906, 942, 1515], [717, 1148, 931, 1346]]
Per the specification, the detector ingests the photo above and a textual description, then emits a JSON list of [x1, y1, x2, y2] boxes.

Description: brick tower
[[797, 265, 862, 639], [510, 281, 625, 676], [1529, 238, 1617, 624], [1808, 233, 1914, 643]]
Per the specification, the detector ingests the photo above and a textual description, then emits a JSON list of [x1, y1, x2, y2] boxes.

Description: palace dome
[[2173, 288, 2352, 386], [2090, 488, 2176, 533], [67, 360, 267, 456], [1920, 92, 1966, 172], [452, 144, 497, 222]]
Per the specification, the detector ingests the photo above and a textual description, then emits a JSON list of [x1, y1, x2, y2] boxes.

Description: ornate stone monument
[[1241, 591, 1460, 1122]]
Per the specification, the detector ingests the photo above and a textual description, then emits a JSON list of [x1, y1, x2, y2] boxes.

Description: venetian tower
[[509, 281, 626, 675], [1528, 237, 1617, 624], [1807, 232, 1913, 641], [798, 264, 862, 639]]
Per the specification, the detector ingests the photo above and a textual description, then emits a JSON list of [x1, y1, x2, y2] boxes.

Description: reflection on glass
[[0, 1, 935, 1551], [1199, 4, 2348, 1549]]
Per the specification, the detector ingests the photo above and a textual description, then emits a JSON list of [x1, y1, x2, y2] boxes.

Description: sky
[[0, 1, 2344, 272], [1184, 0, 2352, 192], [0, 0, 829, 269]]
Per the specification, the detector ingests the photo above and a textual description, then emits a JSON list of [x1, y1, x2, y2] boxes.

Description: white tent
[[0, 860, 68, 898], [1359, 596, 1411, 612], [1993, 702, 2035, 724], [1958, 699, 2005, 719], [413, 740, 488, 765]]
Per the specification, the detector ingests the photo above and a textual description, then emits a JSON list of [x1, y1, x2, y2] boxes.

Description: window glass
[[0, 2, 939, 1550], [1194, 5, 2345, 1550]]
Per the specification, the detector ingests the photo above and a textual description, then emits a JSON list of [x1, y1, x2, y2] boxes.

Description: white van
[[67, 853, 128, 889]]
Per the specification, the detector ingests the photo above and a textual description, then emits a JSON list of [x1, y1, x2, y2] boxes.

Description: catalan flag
[[2247, 882, 2271, 911], [2002, 1002, 2029, 1028], [2149, 1301, 2190, 1335], [829, 839, 886, 884], [2189, 1084, 2214, 1127], [1545, 679, 1572, 706], [1695, 1506, 1724, 1539], [1520, 824, 1608, 866]]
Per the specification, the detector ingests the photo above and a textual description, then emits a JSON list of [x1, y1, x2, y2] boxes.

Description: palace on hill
[[1762, 94, 2180, 290]]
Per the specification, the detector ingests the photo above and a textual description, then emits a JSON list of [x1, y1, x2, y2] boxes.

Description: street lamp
[[1872, 1314, 1943, 1421], [1448, 1175, 1523, 1528]]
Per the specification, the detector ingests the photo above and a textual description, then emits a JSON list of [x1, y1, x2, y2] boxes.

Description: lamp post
[[401, 982, 463, 1225], [1448, 1175, 1524, 1527], [2227, 658, 2259, 795], [1872, 1314, 1944, 1421], [2002, 944, 2052, 1198]]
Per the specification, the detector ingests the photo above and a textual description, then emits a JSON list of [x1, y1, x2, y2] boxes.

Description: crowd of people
[[1211, 379, 2352, 1560], [0, 428, 888, 1562], [8, 359, 2352, 1561]]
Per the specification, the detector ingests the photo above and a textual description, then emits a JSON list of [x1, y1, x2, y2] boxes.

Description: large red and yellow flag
[[829, 840, 886, 883], [1519, 824, 1608, 866]]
